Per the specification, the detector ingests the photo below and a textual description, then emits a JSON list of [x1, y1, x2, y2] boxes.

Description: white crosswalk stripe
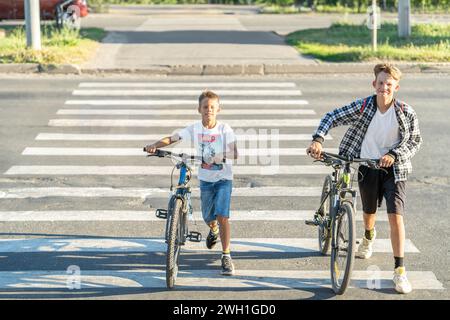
[[35, 133, 333, 141], [0, 187, 322, 198], [22, 147, 339, 156], [65, 99, 309, 105], [47, 119, 320, 127], [0, 210, 389, 221], [72, 89, 303, 96], [0, 237, 420, 253], [56, 109, 316, 115], [78, 82, 297, 88], [4, 165, 332, 175]]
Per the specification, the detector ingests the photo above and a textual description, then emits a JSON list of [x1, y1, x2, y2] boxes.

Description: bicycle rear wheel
[[330, 201, 355, 295], [318, 175, 332, 255], [166, 198, 184, 289]]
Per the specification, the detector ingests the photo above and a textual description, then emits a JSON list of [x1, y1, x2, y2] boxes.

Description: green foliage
[[0, 25, 106, 64], [99, 0, 449, 13], [286, 22, 450, 61]]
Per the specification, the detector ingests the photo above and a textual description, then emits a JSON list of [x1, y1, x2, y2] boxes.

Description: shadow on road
[[100, 30, 286, 45]]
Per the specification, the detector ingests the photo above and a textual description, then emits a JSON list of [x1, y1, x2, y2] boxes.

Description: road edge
[[1, 62, 449, 75]]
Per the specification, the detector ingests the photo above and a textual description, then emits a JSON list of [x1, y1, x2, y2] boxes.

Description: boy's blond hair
[[374, 63, 402, 81], [198, 90, 220, 106]]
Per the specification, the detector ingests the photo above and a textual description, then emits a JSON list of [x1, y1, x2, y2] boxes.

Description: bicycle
[[305, 151, 386, 295], [144, 148, 203, 289]]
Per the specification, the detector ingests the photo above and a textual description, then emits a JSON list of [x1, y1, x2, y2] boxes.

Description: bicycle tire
[[318, 175, 333, 255], [330, 201, 355, 295], [166, 198, 183, 289]]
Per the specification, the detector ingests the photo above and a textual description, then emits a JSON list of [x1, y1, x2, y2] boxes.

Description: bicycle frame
[[164, 163, 192, 245], [315, 162, 357, 227]]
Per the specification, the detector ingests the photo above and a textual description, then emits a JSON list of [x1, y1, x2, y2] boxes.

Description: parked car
[[0, 0, 88, 29]]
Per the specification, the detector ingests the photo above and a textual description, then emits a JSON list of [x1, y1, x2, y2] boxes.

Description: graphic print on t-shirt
[[199, 133, 223, 171]]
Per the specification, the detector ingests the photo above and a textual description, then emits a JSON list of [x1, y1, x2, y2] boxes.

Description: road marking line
[[72, 89, 303, 96], [0, 187, 323, 198], [48, 119, 320, 127], [65, 100, 309, 106], [79, 82, 297, 88], [4, 166, 332, 175], [22, 147, 338, 156], [0, 238, 419, 253], [56, 109, 316, 115], [35, 133, 333, 141], [0, 270, 441, 290], [0, 210, 388, 221]]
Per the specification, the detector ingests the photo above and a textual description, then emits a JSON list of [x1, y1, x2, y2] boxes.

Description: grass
[[0, 25, 106, 64], [259, 4, 449, 14], [260, 5, 312, 14], [286, 22, 450, 62]]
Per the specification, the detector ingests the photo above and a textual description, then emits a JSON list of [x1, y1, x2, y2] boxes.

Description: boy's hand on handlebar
[[144, 144, 157, 154], [379, 154, 395, 168], [307, 141, 323, 160]]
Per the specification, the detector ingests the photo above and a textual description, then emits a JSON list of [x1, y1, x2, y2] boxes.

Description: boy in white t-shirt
[[145, 90, 238, 276]]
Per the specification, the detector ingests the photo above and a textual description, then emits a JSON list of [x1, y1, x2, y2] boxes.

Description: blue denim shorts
[[199, 179, 232, 224]]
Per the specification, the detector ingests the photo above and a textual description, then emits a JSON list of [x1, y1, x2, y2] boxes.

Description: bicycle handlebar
[[143, 147, 196, 160], [144, 146, 231, 165], [320, 152, 383, 170], [143, 147, 205, 163]]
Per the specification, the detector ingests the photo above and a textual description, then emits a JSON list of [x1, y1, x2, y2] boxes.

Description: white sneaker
[[393, 267, 413, 294], [356, 229, 376, 259]]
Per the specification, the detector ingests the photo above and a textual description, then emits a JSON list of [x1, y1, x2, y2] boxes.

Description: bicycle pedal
[[187, 231, 202, 242], [155, 209, 168, 219], [305, 219, 319, 226]]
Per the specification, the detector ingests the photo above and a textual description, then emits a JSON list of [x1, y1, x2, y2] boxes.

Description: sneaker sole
[[356, 252, 372, 259], [206, 241, 218, 250], [221, 263, 235, 276], [395, 285, 412, 294]]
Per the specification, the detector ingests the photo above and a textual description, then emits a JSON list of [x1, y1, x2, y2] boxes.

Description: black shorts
[[358, 165, 406, 215]]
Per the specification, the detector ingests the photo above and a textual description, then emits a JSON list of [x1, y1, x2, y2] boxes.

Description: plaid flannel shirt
[[313, 95, 422, 183]]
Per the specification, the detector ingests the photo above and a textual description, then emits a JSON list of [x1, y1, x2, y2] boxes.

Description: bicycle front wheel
[[166, 198, 184, 289], [330, 201, 356, 295]]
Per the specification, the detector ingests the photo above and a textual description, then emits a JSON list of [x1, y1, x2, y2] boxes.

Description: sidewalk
[[81, 10, 316, 72], [1, 5, 449, 75]]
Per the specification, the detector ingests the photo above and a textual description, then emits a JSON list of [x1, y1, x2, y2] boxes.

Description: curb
[[1, 63, 449, 75]]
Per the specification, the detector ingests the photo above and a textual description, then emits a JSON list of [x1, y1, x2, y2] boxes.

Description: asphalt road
[[0, 73, 448, 301]]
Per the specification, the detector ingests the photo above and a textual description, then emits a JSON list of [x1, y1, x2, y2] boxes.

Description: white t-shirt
[[360, 105, 400, 159], [177, 121, 236, 182]]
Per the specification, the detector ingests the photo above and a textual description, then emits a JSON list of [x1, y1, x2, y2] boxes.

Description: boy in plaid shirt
[[307, 63, 422, 294]]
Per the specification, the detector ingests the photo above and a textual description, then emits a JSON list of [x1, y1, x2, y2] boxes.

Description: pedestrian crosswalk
[[0, 79, 444, 297], [0, 237, 420, 253], [0, 270, 443, 290]]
